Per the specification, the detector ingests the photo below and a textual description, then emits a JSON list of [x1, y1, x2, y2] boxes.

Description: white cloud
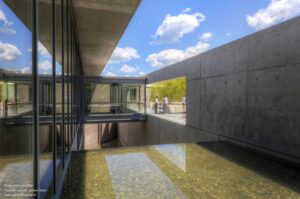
[[20, 67, 31, 74], [247, 0, 300, 30], [0, 26, 15, 34], [38, 42, 50, 57], [146, 34, 212, 68], [28, 42, 51, 57], [200, 32, 213, 41], [0, 9, 15, 34], [0, 42, 21, 61], [182, 8, 191, 13], [226, 32, 232, 36], [185, 41, 210, 57], [146, 49, 186, 68], [152, 12, 206, 44], [0, 10, 12, 26], [105, 72, 116, 77], [139, 71, 146, 76], [39, 60, 52, 70], [109, 47, 140, 64], [120, 64, 137, 73]]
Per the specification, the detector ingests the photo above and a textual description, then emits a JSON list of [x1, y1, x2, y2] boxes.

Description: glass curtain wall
[[0, 0, 83, 198], [84, 82, 145, 115], [0, 0, 34, 198], [38, 1, 54, 197]]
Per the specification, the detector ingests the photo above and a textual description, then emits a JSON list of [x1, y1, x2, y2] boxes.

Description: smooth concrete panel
[[145, 116, 159, 145], [118, 122, 145, 146], [145, 115, 218, 145], [245, 109, 300, 158], [185, 55, 201, 80], [248, 17, 300, 70], [201, 39, 248, 78], [248, 64, 300, 111], [157, 119, 185, 144], [187, 127, 219, 143], [200, 73, 247, 137], [186, 79, 201, 128]]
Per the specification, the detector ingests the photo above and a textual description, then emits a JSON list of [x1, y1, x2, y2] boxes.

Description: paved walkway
[[147, 112, 186, 125]]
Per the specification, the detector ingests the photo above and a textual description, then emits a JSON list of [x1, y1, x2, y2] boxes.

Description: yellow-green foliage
[[149, 77, 186, 102]]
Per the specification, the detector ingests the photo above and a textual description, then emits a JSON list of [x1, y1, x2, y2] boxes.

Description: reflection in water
[[0, 155, 57, 198], [153, 144, 186, 171], [105, 152, 185, 199], [61, 143, 300, 199]]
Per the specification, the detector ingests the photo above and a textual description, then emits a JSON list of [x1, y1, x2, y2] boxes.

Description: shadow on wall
[[82, 123, 118, 150]]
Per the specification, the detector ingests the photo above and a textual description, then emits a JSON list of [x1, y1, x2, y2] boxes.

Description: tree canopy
[[149, 77, 186, 102]]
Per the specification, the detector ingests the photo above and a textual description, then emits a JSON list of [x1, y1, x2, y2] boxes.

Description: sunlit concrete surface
[[61, 142, 300, 199], [148, 112, 186, 125]]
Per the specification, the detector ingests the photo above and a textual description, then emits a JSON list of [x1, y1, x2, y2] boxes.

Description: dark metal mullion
[[66, 0, 70, 154], [51, 0, 57, 194], [73, 29, 75, 139], [144, 80, 147, 115], [61, 0, 65, 169], [32, 0, 40, 198], [70, 26, 73, 141]]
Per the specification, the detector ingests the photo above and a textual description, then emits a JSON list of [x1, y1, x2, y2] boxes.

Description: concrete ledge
[[145, 115, 218, 145]]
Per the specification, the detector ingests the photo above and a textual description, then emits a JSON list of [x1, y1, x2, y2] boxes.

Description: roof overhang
[[4, 0, 141, 76], [72, 0, 141, 75]]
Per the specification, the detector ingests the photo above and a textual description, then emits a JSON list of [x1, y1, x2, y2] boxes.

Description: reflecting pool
[[61, 142, 300, 199]]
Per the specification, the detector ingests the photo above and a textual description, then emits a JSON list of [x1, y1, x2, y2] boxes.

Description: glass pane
[[38, 0, 53, 197], [63, 0, 69, 159], [0, 0, 34, 198], [55, 0, 63, 183], [122, 84, 145, 114]]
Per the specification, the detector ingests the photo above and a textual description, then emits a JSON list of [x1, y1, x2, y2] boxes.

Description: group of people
[[154, 96, 169, 114], [153, 96, 186, 114]]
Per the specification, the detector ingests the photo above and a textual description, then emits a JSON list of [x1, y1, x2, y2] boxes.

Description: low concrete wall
[[146, 16, 300, 164], [0, 121, 53, 155], [145, 115, 218, 145], [81, 123, 118, 150], [118, 122, 145, 146]]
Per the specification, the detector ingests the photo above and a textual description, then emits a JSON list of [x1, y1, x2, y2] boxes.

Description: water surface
[[61, 142, 300, 199]]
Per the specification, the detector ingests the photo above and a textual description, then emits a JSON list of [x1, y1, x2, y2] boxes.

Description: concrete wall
[[81, 123, 118, 150], [146, 16, 300, 163], [118, 122, 146, 146], [144, 115, 218, 145], [0, 122, 52, 155]]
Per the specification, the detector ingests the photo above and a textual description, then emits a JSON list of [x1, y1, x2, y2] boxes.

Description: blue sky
[[0, 0, 299, 76], [102, 0, 300, 77], [0, 0, 60, 74]]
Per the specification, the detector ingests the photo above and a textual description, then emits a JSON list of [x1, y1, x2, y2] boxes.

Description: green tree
[[149, 77, 186, 102]]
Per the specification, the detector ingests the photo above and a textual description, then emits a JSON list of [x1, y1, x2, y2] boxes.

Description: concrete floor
[[148, 112, 186, 125]]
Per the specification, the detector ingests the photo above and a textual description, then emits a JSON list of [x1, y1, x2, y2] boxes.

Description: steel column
[[32, 0, 40, 198]]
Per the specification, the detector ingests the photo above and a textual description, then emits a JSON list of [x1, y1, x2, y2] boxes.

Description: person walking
[[154, 96, 159, 114], [182, 96, 186, 113], [163, 96, 169, 113]]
